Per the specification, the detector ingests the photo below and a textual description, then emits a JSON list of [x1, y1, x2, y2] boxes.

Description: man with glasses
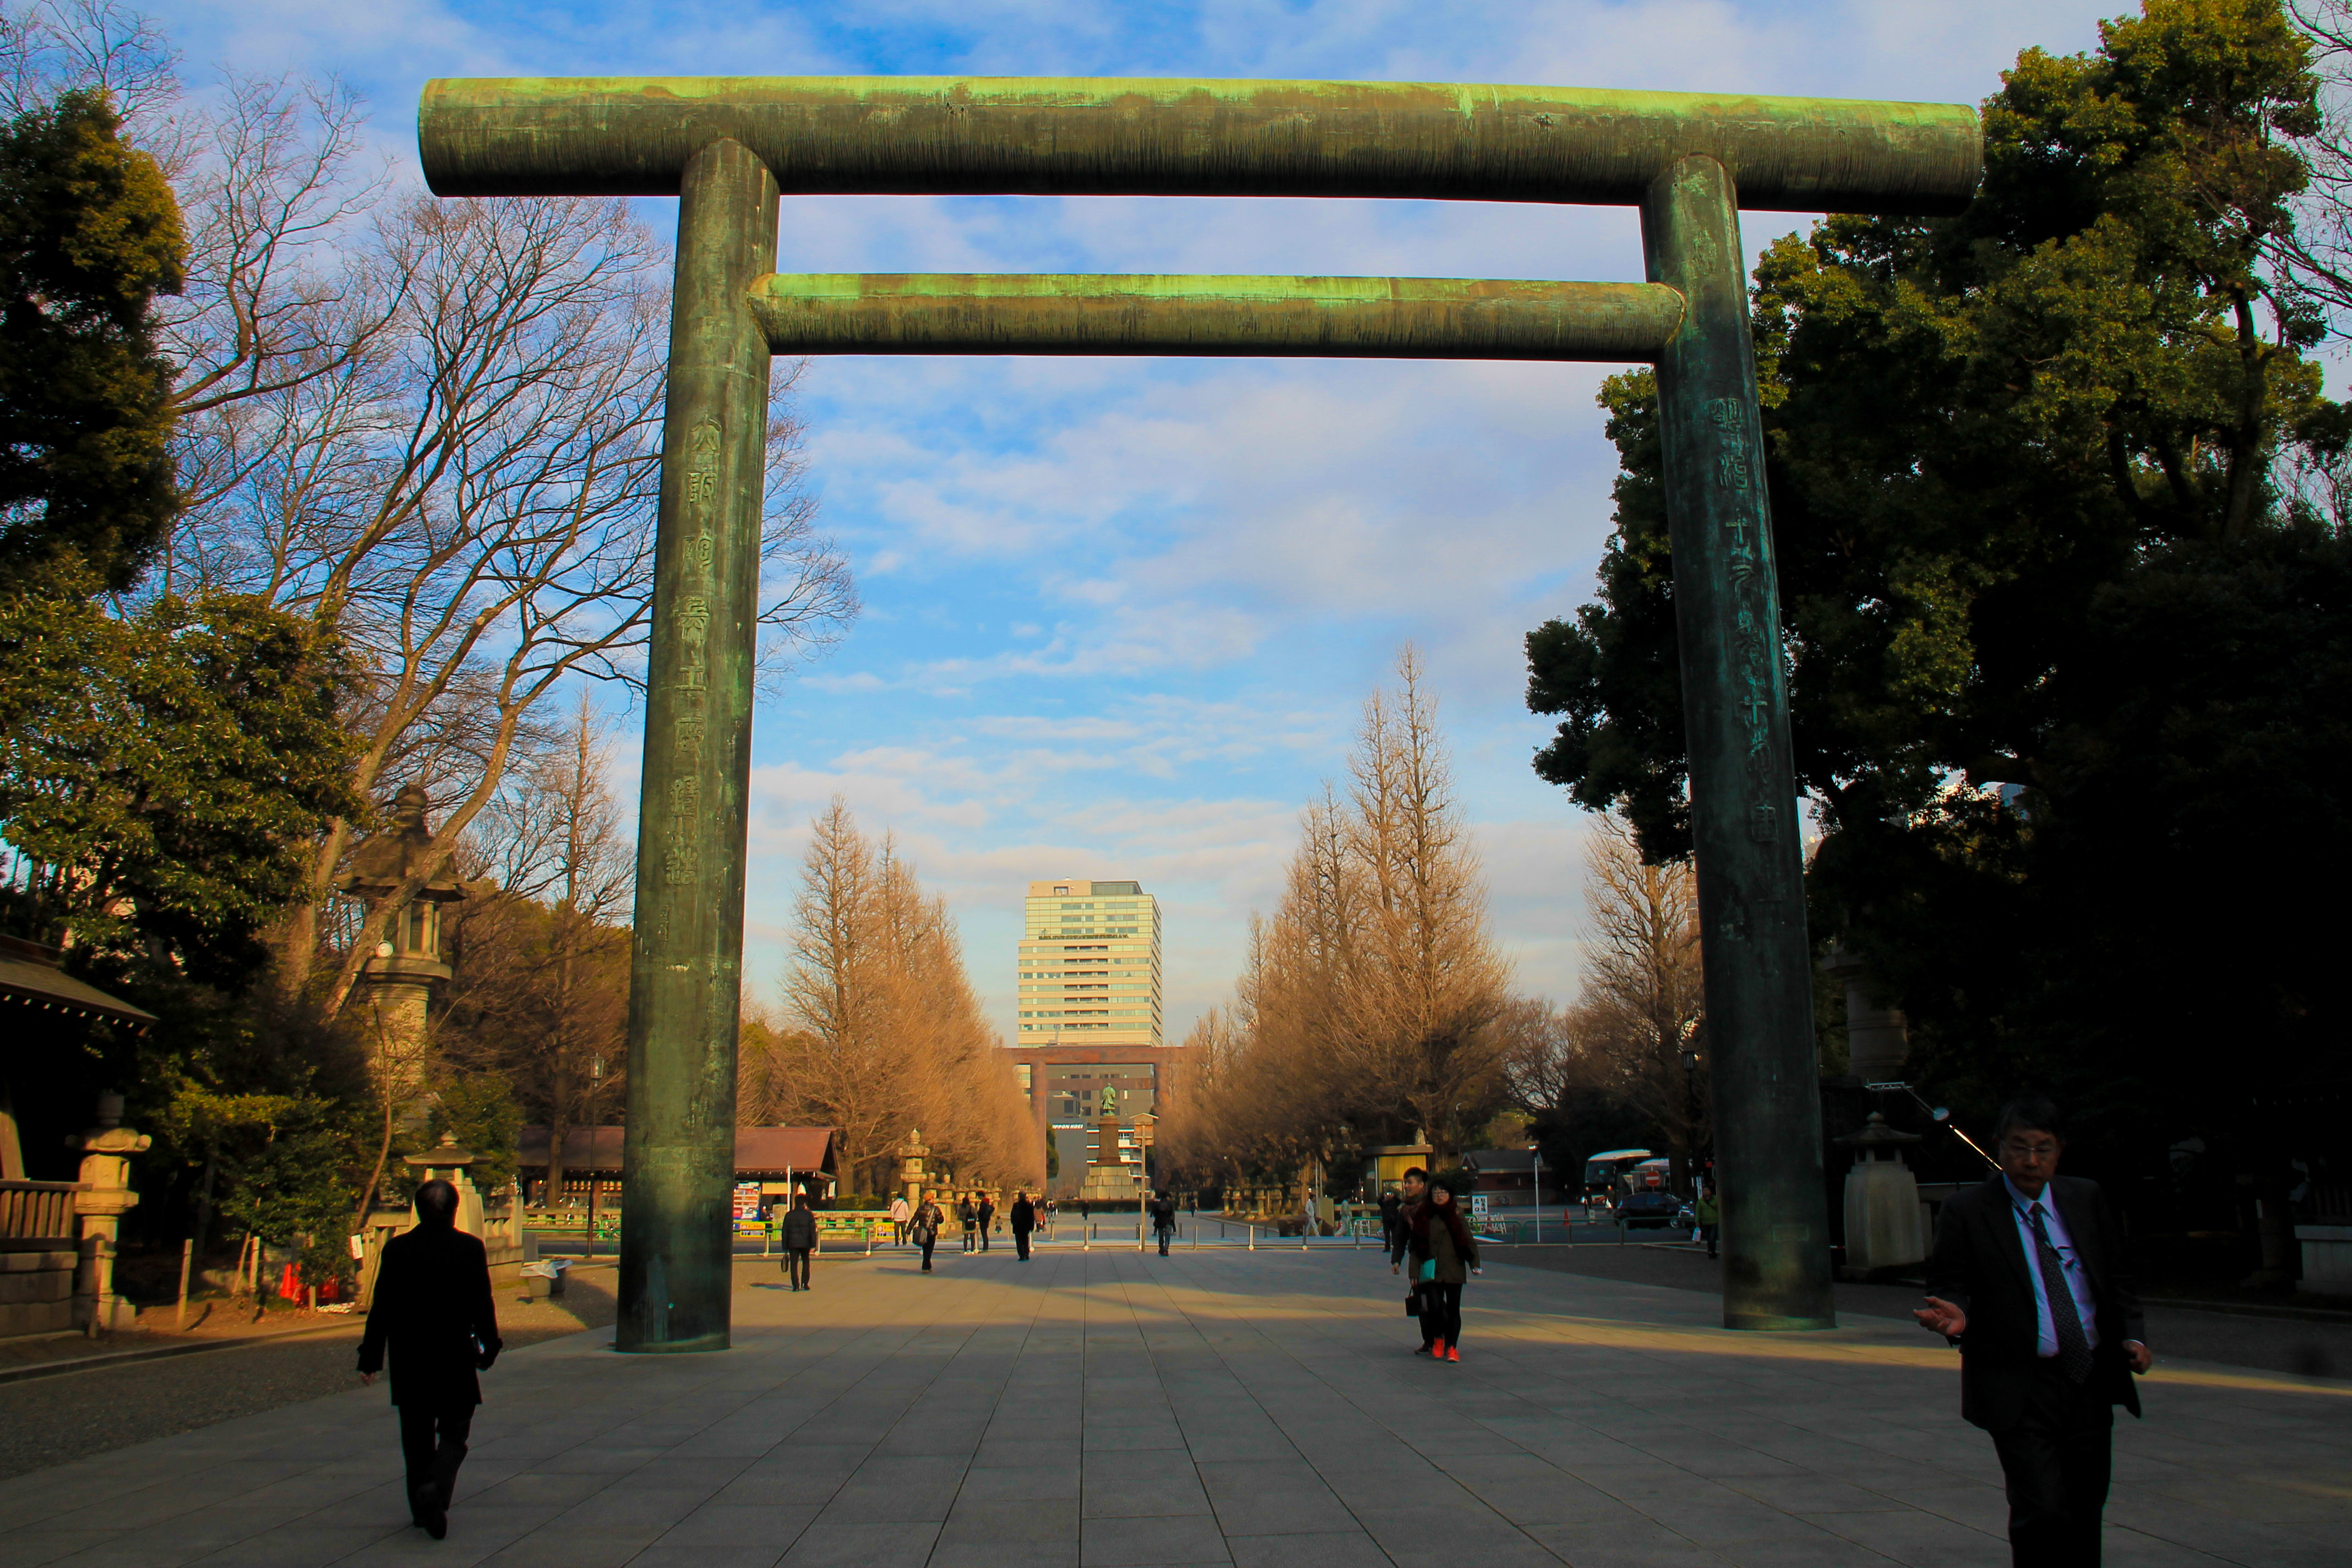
[[1915, 1097, 2150, 1566]]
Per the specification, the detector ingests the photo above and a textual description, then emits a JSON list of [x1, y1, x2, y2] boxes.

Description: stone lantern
[[67, 1091, 149, 1333], [336, 785, 466, 1099], [899, 1126, 929, 1207], [406, 1131, 486, 1239], [1838, 1112, 1927, 1277]]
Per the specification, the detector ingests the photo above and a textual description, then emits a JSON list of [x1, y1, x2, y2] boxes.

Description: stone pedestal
[[1081, 1115, 1140, 1202], [0, 1250, 77, 1336], [68, 1093, 149, 1334], [2296, 1226, 2352, 1296], [1838, 1113, 1926, 1278]]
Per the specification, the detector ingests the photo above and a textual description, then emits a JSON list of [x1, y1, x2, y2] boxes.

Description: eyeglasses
[[2002, 1140, 2061, 1159]]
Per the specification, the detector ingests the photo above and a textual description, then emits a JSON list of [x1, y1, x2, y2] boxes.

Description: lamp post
[[1134, 1113, 1156, 1250], [1679, 1047, 1705, 1197], [1529, 1144, 1543, 1243]]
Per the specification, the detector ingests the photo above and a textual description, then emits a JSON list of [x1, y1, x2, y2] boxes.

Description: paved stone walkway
[[0, 1246, 2344, 1567]]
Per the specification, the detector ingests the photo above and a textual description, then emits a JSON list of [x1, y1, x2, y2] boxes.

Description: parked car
[[1615, 1190, 1687, 1230]]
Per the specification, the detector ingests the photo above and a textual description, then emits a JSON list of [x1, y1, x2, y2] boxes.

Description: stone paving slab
[[0, 1249, 2344, 1567]]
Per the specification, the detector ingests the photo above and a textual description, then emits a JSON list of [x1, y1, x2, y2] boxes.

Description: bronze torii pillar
[[421, 77, 1980, 1348]]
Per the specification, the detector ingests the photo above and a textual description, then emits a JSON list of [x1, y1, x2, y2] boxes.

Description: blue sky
[[148, 0, 2125, 1042]]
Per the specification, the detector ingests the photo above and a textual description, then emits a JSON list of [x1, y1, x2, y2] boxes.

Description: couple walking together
[[902, 1190, 1041, 1269], [1387, 1166, 1479, 1362]]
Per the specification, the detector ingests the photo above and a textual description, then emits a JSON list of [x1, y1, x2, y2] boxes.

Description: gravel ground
[[0, 1264, 619, 1481], [1490, 1240, 2352, 1379]]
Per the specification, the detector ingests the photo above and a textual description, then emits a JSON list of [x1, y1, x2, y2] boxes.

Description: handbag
[[1403, 1288, 1423, 1317]]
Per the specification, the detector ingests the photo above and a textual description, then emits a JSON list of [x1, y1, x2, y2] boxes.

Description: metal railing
[[0, 1179, 81, 1250]]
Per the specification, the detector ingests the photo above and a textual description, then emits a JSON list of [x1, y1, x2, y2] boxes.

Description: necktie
[[2029, 1203, 2095, 1384]]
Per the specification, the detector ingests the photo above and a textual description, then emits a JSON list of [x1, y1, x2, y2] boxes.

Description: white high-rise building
[[1015, 879, 1163, 1048]]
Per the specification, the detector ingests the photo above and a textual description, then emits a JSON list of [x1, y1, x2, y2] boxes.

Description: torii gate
[[419, 77, 1981, 1351]]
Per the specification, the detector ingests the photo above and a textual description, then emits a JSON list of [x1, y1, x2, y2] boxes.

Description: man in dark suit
[[1009, 1190, 1036, 1261], [359, 1179, 502, 1540], [1915, 1097, 2151, 1566]]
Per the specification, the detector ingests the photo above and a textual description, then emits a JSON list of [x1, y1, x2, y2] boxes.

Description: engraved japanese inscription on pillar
[[665, 418, 721, 888], [1706, 395, 1782, 850]]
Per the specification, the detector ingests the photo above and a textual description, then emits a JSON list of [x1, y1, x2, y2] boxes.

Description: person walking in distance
[[780, 1193, 818, 1292], [1404, 1177, 1480, 1363], [1041, 1197, 1057, 1239], [1378, 1186, 1403, 1257], [1151, 1191, 1178, 1255], [1388, 1167, 1437, 1356], [357, 1180, 501, 1540], [911, 1193, 944, 1272], [889, 1191, 911, 1246], [1010, 1190, 1036, 1261], [1915, 1097, 2150, 1567], [959, 1192, 979, 1253], [1695, 1179, 1720, 1260], [978, 1191, 997, 1252]]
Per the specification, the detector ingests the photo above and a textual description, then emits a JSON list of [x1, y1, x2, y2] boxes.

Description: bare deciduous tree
[[0, 0, 175, 122], [439, 693, 634, 1206], [9, 10, 858, 1036], [1164, 647, 1527, 1198], [1498, 994, 1577, 1115], [747, 798, 1033, 1193], [1327, 646, 1516, 1156], [156, 186, 854, 1018], [1572, 813, 1708, 1193]]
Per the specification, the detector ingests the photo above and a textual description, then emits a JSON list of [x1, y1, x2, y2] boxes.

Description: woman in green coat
[[1404, 1177, 1481, 1362]]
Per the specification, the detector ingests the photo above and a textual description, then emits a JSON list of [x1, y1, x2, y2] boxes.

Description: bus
[[1582, 1149, 1653, 1203]]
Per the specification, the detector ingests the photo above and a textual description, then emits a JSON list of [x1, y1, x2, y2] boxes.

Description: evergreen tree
[[1525, 0, 2346, 1173], [0, 86, 181, 589]]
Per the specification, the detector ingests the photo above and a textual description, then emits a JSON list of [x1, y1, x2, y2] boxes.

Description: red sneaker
[[1445, 1346, 1461, 1363], [1430, 1337, 1447, 1359]]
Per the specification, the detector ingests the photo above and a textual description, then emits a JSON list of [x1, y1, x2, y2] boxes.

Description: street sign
[[1471, 1194, 1489, 1216]]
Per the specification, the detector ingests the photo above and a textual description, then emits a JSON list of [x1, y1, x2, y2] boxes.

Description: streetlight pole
[[1529, 1145, 1542, 1244]]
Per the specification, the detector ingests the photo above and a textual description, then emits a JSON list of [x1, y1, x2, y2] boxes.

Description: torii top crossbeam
[[420, 75, 1979, 212], [415, 74, 1980, 1355]]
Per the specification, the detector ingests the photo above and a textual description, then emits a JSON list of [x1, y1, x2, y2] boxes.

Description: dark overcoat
[[357, 1222, 502, 1408], [1924, 1173, 2145, 1431]]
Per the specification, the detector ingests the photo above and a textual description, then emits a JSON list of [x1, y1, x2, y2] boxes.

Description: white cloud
[[141, 0, 2126, 1049]]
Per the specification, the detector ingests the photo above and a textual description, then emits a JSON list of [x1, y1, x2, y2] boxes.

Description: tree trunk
[[546, 1099, 570, 1213]]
